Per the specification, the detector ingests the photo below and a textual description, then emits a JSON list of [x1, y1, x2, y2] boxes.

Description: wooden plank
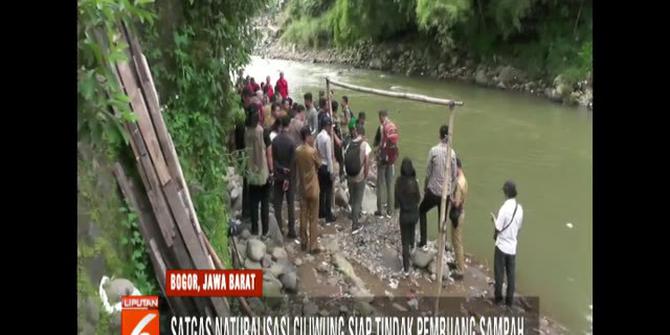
[[128, 124, 176, 246], [122, 28, 211, 264], [327, 77, 464, 106], [163, 179, 210, 269], [115, 60, 172, 186]]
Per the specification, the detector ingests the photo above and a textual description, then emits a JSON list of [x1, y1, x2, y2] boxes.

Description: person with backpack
[[418, 124, 457, 249], [344, 126, 371, 234], [374, 110, 399, 218], [394, 158, 421, 275], [490, 180, 524, 307]]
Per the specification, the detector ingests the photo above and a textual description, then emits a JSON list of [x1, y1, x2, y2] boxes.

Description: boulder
[[269, 261, 289, 278], [263, 276, 283, 297], [279, 271, 298, 292], [362, 185, 377, 214], [247, 239, 266, 262], [475, 68, 489, 86], [369, 58, 383, 70], [271, 247, 288, 261], [240, 229, 251, 240], [498, 66, 520, 85], [428, 258, 450, 280], [104, 278, 136, 305], [244, 259, 262, 270], [382, 247, 402, 272], [261, 255, 273, 268], [411, 249, 434, 268], [267, 210, 284, 246]]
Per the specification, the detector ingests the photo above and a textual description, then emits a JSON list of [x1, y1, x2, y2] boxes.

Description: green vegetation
[[279, 0, 592, 82], [78, 0, 267, 325]]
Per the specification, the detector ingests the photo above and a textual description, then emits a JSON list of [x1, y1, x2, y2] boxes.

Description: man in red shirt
[[276, 71, 289, 99]]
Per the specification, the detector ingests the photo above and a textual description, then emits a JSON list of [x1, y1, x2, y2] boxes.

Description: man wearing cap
[[490, 180, 524, 307], [316, 116, 336, 223]]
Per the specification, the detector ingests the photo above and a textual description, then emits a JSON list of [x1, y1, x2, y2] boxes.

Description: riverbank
[[256, 38, 593, 109]]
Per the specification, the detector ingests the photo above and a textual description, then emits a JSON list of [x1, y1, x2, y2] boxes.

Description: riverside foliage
[[280, 0, 592, 83]]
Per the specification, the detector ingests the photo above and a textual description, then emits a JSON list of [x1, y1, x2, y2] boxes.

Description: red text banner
[[165, 269, 262, 297]]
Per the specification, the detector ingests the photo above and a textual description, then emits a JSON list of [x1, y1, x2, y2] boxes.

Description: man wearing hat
[[316, 116, 336, 223]]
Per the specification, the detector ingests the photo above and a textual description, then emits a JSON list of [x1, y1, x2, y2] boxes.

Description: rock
[[267, 211, 284, 246], [279, 271, 298, 292], [104, 278, 136, 305], [271, 247, 288, 261], [263, 276, 283, 298], [316, 262, 329, 273], [362, 185, 377, 214], [261, 255, 273, 268], [303, 302, 319, 316], [369, 58, 383, 70], [294, 258, 303, 266], [270, 261, 289, 277], [327, 277, 339, 287], [244, 259, 262, 270], [428, 257, 451, 280], [411, 249, 434, 268], [475, 68, 489, 86], [496, 82, 506, 89], [241, 229, 251, 240], [498, 66, 520, 85], [339, 305, 350, 314], [247, 239, 266, 262], [544, 88, 562, 102], [382, 247, 402, 272]]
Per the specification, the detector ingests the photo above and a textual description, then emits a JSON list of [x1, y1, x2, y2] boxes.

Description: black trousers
[[249, 183, 270, 236], [494, 246, 516, 306], [318, 165, 334, 220], [399, 218, 417, 272], [273, 176, 296, 234], [418, 190, 447, 247], [242, 177, 250, 219]]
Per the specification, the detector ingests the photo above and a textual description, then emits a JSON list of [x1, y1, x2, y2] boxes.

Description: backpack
[[344, 140, 363, 177], [381, 121, 399, 165]]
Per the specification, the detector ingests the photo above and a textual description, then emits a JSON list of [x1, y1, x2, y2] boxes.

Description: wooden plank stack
[[110, 22, 229, 317]]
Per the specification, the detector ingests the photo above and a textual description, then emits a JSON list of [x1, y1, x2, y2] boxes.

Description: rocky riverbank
[[224, 166, 585, 334], [256, 38, 592, 109]]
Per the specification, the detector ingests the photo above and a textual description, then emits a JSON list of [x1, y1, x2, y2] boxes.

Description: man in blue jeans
[[491, 180, 524, 307]]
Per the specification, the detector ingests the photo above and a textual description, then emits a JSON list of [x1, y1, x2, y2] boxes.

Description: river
[[245, 56, 592, 333]]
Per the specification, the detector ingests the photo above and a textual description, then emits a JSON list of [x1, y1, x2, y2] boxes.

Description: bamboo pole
[[434, 105, 457, 314], [326, 77, 464, 106]]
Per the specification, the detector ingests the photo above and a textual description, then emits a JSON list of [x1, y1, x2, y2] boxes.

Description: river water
[[245, 56, 592, 333]]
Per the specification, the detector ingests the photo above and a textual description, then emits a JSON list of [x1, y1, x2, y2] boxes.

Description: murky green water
[[245, 56, 592, 333]]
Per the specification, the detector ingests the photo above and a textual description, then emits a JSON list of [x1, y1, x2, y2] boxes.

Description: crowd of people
[[234, 71, 524, 307]]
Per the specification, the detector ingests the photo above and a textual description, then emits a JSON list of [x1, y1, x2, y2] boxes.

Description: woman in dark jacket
[[394, 158, 422, 274]]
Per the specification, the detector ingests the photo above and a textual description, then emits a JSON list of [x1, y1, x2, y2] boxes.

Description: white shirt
[[494, 198, 524, 255], [316, 129, 333, 175]]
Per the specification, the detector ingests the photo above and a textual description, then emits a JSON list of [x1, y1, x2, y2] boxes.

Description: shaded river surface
[[245, 56, 592, 333]]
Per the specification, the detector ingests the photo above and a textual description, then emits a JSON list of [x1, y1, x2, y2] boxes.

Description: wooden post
[[327, 77, 464, 106], [434, 105, 457, 314]]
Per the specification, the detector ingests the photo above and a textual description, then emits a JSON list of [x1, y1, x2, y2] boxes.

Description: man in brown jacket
[[295, 126, 322, 253]]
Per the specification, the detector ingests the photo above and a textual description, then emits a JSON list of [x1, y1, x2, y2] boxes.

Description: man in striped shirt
[[418, 124, 457, 248]]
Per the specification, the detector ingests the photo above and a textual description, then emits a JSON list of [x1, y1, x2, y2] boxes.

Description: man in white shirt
[[316, 117, 336, 223], [490, 180, 524, 307]]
